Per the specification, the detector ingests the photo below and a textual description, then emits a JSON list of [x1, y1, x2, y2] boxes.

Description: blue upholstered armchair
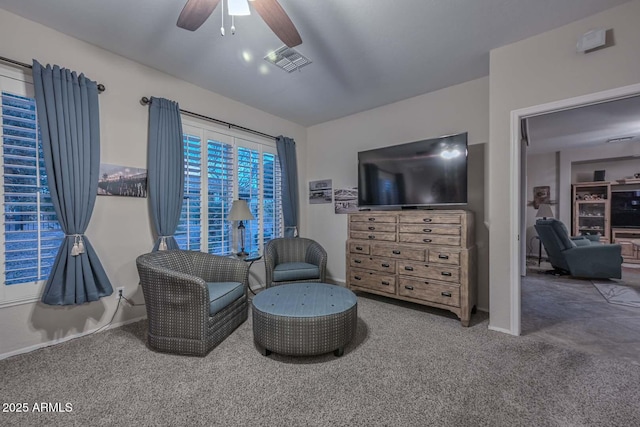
[[534, 218, 623, 279], [264, 238, 327, 288]]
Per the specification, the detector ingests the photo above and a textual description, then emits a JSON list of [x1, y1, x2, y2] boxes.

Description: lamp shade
[[228, 200, 255, 221], [536, 203, 554, 218]]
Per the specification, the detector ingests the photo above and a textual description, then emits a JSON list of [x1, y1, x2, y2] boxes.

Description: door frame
[[508, 82, 640, 336]]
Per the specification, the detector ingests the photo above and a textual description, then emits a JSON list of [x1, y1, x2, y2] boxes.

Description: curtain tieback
[[159, 236, 172, 251], [66, 234, 86, 256]]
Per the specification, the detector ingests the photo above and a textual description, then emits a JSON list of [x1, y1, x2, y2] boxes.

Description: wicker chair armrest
[[136, 261, 210, 338], [264, 241, 279, 287], [189, 252, 249, 286]]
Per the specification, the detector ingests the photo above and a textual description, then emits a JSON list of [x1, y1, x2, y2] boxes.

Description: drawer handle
[[441, 291, 452, 297], [423, 218, 432, 223], [392, 250, 401, 255], [404, 266, 414, 271], [354, 259, 362, 264], [368, 226, 376, 230], [438, 254, 449, 259], [404, 285, 414, 290], [423, 239, 432, 243], [355, 246, 363, 251], [423, 229, 432, 233], [368, 235, 376, 239], [354, 276, 361, 280], [441, 272, 452, 277], [381, 281, 390, 286], [368, 217, 376, 221], [381, 263, 390, 268]]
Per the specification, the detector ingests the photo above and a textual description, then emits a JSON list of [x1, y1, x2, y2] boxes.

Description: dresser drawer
[[399, 214, 461, 224], [350, 256, 396, 274], [350, 231, 396, 242], [398, 224, 461, 235], [371, 244, 425, 261], [398, 277, 460, 307], [399, 234, 461, 246], [427, 249, 461, 266], [349, 268, 396, 294], [351, 222, 397, 233], [398, 261, 460, 283], [349, 242, 371, 255], [350, 214, 397, 223]]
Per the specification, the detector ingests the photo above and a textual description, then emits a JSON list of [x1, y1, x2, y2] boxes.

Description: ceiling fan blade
[[177, 0, 221, 31], [252, 0, 302, 47]]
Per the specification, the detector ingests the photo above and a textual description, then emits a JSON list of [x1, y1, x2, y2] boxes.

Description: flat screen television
[[611, 190, 640, 228], [358, 132, 468, 208]]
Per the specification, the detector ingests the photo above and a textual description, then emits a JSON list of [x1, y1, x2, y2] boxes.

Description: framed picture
[[309, 179, 333, 204], [98, 163, 147, 197], [532, 185, 550, 209], [334, 187, 359, 214]]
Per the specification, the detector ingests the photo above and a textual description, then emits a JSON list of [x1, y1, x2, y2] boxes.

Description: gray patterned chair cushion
[[136, 250, 249, 356], [264, 238, 327, 288], [273, 262, 320, 282]]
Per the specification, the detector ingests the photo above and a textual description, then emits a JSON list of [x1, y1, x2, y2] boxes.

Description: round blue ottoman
[[252, 283, 357, 357]]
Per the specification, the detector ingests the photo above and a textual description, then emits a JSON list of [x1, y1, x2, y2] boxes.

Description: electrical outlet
[[115, 286, 125, 299]]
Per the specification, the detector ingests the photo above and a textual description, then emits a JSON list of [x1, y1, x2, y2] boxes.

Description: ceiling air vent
[[264, 46, 311, 73]]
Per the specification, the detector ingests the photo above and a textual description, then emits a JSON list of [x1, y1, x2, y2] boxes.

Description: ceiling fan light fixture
[[228, 0, 251, 16]]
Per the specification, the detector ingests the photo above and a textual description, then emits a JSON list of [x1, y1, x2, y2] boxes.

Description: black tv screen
[[612, 191, 640, 228], [358, 132, 468, 208]]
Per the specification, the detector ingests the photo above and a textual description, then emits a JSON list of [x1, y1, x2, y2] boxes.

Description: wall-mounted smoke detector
[[264, 46, 311, 73], [606, 136, 634, 144]]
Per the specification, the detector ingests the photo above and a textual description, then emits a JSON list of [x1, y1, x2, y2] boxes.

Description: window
[[0, 67, 63, 305], [176, 122, 283, 255]]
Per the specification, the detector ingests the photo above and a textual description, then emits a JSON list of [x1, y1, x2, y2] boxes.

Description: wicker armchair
[[264, 237, 327, 288], [136, 250, 249, 356]]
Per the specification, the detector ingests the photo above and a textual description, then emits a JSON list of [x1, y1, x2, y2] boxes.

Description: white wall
[[0, 9, 307, 357], [306, 77, 491, 311], [525, 152, 558, 257], [571, 156, 640, 183], [489, 0, 640, 332]]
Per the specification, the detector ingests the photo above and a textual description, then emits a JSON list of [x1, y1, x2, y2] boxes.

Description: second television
[[358, 132, 468, 208]]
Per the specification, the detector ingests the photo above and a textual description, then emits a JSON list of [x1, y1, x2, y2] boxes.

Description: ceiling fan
[[177, 0, 302, 48]]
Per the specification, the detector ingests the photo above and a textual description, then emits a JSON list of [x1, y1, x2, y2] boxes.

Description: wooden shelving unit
[[572, 181, 611, 243]]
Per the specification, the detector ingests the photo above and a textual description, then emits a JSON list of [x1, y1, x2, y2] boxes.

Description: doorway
[[509, 82, 640, 337]]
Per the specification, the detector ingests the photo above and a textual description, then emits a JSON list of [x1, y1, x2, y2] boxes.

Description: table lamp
[[536, 203, 554, 219], [228, 200, 255, 256]]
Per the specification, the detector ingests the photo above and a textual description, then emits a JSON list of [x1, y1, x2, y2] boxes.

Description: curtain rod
[[139, 96, 276, 141], [0, 55, 106, 93]]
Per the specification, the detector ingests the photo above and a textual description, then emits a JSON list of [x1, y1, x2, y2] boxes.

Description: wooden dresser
[[346, 210, 476, 326]]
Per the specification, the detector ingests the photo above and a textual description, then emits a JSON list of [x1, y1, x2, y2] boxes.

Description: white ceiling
[[0, 0, 632, 126], [527, 95, 640, 154]]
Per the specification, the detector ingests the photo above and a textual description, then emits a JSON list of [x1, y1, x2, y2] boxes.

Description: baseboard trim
[[488, 324, 518, 336], [0, 314, 146, 361]]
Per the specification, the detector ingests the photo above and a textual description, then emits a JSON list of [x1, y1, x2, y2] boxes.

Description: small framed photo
[[98, 163, 147, 197]]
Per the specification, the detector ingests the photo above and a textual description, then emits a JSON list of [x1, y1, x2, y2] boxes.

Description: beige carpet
[[2, 293, 640, 426]]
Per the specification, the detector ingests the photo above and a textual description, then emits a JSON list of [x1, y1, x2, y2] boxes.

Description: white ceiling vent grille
[[264, 46, 311, 73]]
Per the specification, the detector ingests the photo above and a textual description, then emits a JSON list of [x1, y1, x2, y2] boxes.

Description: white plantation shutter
[[207, 138, 234, 254], [175, 132, 202, 250], [262, 151, 282, 245], [1, 91, 63, 287], [237, 144, 260, 254], [177, 121, 283, 256]]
